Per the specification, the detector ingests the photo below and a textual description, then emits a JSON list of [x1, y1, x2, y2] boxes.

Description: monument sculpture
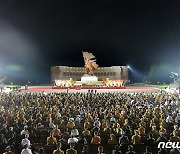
[[81, 51, 99, 83], [82, 51, 98, 75]]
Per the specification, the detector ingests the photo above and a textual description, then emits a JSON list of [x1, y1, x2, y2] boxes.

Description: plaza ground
[[22, 85, 160, 93]]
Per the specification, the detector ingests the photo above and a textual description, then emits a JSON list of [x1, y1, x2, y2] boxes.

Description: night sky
[[0, 0, 180, 83]]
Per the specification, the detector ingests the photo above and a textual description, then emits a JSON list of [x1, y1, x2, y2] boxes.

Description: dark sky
[[0, 0, 180, 83]]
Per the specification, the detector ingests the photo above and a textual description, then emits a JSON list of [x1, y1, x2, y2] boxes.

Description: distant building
[[51, 66, 128, 86]]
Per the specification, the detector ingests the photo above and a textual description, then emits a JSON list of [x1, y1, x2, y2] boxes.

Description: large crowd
[[0, 91, 180, 154]]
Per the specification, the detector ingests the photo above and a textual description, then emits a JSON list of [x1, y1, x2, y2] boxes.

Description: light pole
[[170, 69, 180, 93], [127, 65, 130, 83], [0, 75, 6, 92]]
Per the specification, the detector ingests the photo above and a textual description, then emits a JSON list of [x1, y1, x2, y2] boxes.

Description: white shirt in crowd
[[21, 148, 32, 154], [21, 138, 31, 148], [166, 115, 173, 123], [176, 100, 180, 106], [175, 114, 180, 123], [93, 120, 101, 128], [68, 137, 79, 144], [110, 117, 116, 122], [165, 101, 169, 106], [71, 129, 79, 136]]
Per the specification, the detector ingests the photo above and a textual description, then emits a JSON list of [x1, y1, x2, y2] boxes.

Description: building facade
[[51, 66, 128, 82]]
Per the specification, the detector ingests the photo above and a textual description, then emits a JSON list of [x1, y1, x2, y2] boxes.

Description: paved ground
[[23, 86, 160, 93]]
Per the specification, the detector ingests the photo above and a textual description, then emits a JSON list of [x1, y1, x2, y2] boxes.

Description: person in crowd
[[151, 126, 159, 139], [98, 146, 105, 154], [21, 144, 32, 154], [173, 125, 180, 136], [37, 148, 45, 154], [157, 147, 168, 154], [7, 127, 16, 145], [156, 133, 167, 143], [82, 126, 91, 137], [47, 131, 57, 145], [170, 148, 180, 154], [21, 126, 29, 136], [159, 125, 167, 135], [108, 133, 117, 145], [0, 134, 8, 144], [1, 124, 8, 136], [170, 131, 180, 142], [91, 131, 101, 144], [3, 146, 14, 154], [126, 145, 136, 154], [67, 118, 75, 130], [143, 146, 152, 154], [53, 142, 64, 154], [68, 135, 79, 145], [21, 134, 31, 148], [66, 143, 77, 154], [71, 128, 79, 137], [138, 124, 145, 136], [131, 130, 141, 144], [146, 134, 155, 148], [81, 145, 90, 154], [94, 118, 101, 128], [112, 145, 121, 154], [175, 113, 180, 124], [49, 118, 56, 130], [166, 114, 173, 123], [53, 125, 61, 137]]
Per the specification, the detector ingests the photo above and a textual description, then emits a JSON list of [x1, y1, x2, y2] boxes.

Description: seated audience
[[47, 131, 57, 145], [98, 146, 105, 154], [21, 134, 31, 148], [91, 131, 101, 144], [0, 91, 179, 154], [53, 142, 64, 154], [21, 144, 32, 154], [66, 143, 77, 154], [3, 146, 14, 154], [21, 126, 29, 136], [126, 145, 136, 154]]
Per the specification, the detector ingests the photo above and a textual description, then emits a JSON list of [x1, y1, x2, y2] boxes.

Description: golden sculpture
[[82, 51, 98, 75]]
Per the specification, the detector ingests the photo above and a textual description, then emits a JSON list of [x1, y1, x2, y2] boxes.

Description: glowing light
[[5, 64, 24, 72]]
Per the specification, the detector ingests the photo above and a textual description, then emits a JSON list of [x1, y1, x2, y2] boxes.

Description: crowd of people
[[0, 90, 179, 154]]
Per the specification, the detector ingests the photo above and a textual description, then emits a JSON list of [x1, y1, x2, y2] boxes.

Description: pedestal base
[[81, 75, 98, 82]]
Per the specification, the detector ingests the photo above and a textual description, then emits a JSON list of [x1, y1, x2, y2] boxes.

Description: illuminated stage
[[51, 51, 129, 88], [53, 77, 126, 88]]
